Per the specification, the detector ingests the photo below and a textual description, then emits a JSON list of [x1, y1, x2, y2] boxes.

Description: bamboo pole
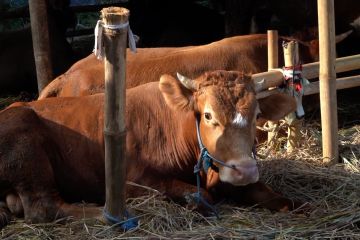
[[252, 54, 360, 91], [29, 0, 53, 93], [267, 30, 278, 70], [318, 0, 339, 164], [102, 7, 129, 222], [282, 41, 302, 153], [267, 30, 279, 149]]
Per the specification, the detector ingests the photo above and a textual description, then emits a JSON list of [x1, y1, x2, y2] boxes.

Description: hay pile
[[1, 122, 359, 239]]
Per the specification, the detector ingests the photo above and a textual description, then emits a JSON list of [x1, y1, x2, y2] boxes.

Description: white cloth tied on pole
[[280, 65, 310, 120], [93, 20, 137, 60]]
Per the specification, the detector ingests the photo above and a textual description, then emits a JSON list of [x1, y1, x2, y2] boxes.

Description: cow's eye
[[204, 112, 212, 121], [256, 113, 260, 120]]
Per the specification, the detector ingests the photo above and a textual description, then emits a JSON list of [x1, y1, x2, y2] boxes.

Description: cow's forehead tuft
[[196, 70, 253, 89], [198, 82, 257, 125]]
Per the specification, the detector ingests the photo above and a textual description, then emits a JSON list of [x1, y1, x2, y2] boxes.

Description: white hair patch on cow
[[233, 112, 247, 127]]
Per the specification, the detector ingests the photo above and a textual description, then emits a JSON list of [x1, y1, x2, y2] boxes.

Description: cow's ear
[[258, 93, 296, 121], [159, 74, 194, 111]]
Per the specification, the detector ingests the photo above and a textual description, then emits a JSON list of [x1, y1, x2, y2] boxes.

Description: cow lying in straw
[[0, 71, 304, 227]]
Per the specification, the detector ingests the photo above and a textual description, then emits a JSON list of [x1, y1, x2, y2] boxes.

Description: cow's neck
[[167, 111, 200, 171]]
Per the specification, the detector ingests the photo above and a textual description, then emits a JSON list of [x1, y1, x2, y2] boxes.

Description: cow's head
[[159, 70, 296, 186], [290, 28, 354, 62]]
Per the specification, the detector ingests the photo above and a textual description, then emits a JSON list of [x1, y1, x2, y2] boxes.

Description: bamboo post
[[267, 30, 278, 70], [102, 7, 129, 222], [317, 0, 339, 164], [267, 30, 279, 149], [29, 0, 53, 93], [282, 41, 302, 153]]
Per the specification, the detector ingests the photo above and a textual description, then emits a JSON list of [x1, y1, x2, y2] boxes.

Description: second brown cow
[[39, 33, 346, 99]]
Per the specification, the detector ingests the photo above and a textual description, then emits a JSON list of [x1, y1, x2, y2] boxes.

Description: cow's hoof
[[6, 193, 24, 217], [184, 192, 216, 217]]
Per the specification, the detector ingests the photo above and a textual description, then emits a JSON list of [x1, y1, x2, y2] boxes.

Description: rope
[[103, 208, 138, 231], [94, 20, 137, 59]]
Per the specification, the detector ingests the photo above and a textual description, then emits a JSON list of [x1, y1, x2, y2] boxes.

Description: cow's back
[[39, 35, 271, 99], [39, 34, 318, 99]]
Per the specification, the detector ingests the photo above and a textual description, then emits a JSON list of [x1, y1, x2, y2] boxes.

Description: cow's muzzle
[[219, 159, 259, 186]]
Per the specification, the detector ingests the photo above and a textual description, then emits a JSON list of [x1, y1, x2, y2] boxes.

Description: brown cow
[[39, 34, 324, 99], [0, 71, 302, 227]]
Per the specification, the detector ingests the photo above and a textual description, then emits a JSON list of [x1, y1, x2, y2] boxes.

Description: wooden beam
[[103, 7, 129, 222], [253, 54, 360, 91], [257, 75, 360, 99], [304, 75, 360, 96], [318, 0, 338, 164], [303, 54, 360, 79], [29, 0, 53, 93]]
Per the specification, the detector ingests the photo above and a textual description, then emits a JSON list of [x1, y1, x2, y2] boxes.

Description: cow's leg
[[58, 202, 102, 220], [9, 149, 63, 223], [0, 130, 93, 223], [6, 187, 101, 221], [6, 192, 23, 217], [128, 177, 213, 211], [0, 201, 11, 228], [213, 181, 306, 212], [240, 182, 305, 211], [164, 179, 213, 206], [162, 178, 215, 215], [11, 151, 102, 222]]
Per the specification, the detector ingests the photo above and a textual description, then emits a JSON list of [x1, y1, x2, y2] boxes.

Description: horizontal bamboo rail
[[253, 54, 360, 91], [304, 75, 360, 95], [303, 54, 360, 79], [257, 74, 360, 99]]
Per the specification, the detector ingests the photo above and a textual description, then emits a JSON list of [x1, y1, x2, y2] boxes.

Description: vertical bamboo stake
[[317, 0, 339, 164], [267, 30, 278, 70], [267, 30, 279, 149], [102, 7, 129, 221], [283, 41, 302, 153], [29, 0, 53, 93]]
